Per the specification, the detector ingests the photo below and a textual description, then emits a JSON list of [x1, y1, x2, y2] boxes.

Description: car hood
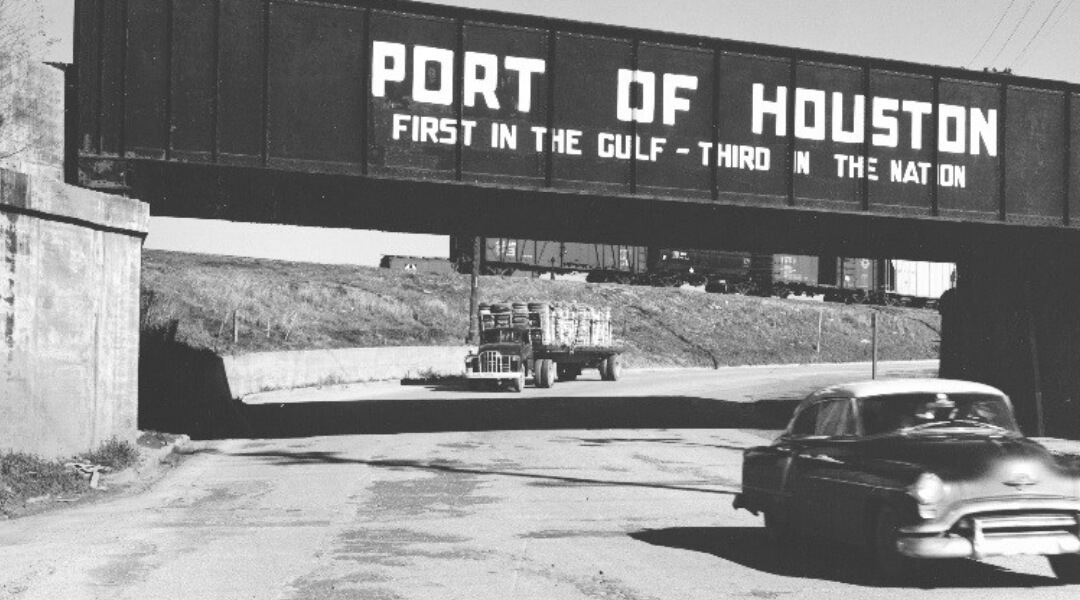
[[861, 433, 1077, 497]]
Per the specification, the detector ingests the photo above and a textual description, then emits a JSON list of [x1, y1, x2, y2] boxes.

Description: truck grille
[[479, 351, 515, 373]]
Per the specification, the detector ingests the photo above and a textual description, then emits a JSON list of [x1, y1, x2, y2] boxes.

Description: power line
[[1011, 0, 1073, 68], [968, 0, 1019, 67], [987, 0, 1040, 65]]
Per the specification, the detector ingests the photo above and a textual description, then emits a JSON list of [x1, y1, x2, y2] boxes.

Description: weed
[[80, 438, 139, 470], [0, 451, 83, 515]]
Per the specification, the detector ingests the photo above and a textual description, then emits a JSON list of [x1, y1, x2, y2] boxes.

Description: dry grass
[[142, 249, 941, 368], [0, 438, 141, 517]]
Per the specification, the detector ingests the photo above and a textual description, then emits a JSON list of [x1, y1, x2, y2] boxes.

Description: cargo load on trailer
[[464, 302, 621, 392]]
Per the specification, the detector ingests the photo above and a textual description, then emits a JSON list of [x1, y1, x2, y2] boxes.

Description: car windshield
[[481, 328, 529, 344], [859, 393, 1020, 436]]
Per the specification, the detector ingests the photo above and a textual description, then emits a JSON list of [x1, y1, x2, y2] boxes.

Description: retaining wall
[[1, 168, 149, 458], [220, 346, 472, 399]]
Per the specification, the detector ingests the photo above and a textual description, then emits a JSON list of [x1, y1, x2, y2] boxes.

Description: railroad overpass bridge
[[75, 0, 1080, 435]]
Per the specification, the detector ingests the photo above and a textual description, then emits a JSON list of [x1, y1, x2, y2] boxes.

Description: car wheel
[[873, 505, 917, 583], [763, 507, 793, 544], [1049, 554, 1080, 583], [598, 358, 609, 380]]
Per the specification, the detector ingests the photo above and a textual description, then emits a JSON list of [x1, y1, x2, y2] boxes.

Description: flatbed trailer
[[464, 302, 621, 391], [533, 344, 622, 382]]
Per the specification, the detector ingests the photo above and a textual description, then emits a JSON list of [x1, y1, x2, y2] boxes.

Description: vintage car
[[733, 379, 1080, 582]]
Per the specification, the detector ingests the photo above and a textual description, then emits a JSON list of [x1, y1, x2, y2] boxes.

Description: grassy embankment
[[141, 250, 941, 368]]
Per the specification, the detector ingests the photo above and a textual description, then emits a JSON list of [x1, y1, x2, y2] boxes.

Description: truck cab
[[464, 327, 534, 392]]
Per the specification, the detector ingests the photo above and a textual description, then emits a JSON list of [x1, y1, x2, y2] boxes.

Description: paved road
[[3, 361, 1077, 599]]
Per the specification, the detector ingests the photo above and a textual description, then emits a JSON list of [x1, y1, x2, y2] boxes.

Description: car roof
[[806, 378, 1008, 401]]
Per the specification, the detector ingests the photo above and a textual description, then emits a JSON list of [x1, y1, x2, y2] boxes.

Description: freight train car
[[449, 237, 953, 307], [651, 249, 754, 287], [380, 255, 456, 275], [449, 237, 648, 280], [889, 260, 957, 307]]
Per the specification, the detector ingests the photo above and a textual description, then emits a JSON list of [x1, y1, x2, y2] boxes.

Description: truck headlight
[[908, 472, 946, 505]]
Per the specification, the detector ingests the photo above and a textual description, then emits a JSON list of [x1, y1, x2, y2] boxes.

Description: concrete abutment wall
[[1, 168, 149, 458]]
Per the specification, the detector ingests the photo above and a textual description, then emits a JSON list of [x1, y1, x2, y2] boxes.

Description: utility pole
[[467, 235, 481, 345], [871, 312, 878, 379]]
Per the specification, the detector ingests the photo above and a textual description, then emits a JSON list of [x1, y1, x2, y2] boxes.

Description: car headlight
[[908, 472, 946, 505]]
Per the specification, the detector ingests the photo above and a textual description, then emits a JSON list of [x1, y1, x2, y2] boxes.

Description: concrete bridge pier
[[941, 239, 1080, 438], [1, 168, 149, 458]]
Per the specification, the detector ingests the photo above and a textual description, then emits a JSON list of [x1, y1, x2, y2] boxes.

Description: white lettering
[[464, 52, 499, 110], [752, 84, 787, 136], [392, 113, 410, 140], [617, 69, 657, 124], [662, 74, 698, 125], [492, 122, 517, 149], [794, 150, 810, 174], [938, 104, 967, 154], [831, 92, 864, 144], [504, 56, 546, 112], [871, 97, 899, 148], [970, 108, 997, 156], [412, 45, 454, 106], [795, 88, 827, 141], [902, 100, 933, 150], [371, 41, 406, 97]]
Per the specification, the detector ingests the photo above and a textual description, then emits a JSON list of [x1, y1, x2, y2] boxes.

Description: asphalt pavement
[[3, 361, 1080, 600]]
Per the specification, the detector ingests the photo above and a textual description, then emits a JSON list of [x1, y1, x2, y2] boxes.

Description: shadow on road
[[217, 450, 739, 496], [630, 526, 1061, 589], [182, 394, 800, 440]]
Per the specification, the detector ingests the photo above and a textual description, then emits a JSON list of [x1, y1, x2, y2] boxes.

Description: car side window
[[815, 398, 855, 436], [789, 404, 821, 436]]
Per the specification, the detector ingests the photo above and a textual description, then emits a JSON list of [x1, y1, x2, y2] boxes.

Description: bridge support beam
[[941, 240, 1080, 438]]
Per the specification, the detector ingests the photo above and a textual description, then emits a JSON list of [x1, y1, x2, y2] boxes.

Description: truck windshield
[[859, 393, 1020, 436], [481, 328, 529, 344]]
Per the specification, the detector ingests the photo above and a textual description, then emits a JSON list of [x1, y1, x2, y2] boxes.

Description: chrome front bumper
[[899, 530, 1080, 559], [897, 497, 1080, 559], [464, 372, 522, 380]]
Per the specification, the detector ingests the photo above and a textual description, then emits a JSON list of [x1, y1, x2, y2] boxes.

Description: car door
[[742, 402, 821, 514], [785, 397, 858, 539]]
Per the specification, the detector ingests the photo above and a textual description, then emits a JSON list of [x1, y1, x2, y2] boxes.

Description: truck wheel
[[1049, 554, 1080, 583], [536, 359, 555, 388], [508, 372, 524, 393], [598, 358, 609, 380], [604, 354, 621, 381]]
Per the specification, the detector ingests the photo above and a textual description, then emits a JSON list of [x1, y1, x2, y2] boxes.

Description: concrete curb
[[221, 346, 472, 399]]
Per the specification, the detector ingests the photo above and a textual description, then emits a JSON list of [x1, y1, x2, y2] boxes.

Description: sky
[[35, 0, 1080, 265]]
